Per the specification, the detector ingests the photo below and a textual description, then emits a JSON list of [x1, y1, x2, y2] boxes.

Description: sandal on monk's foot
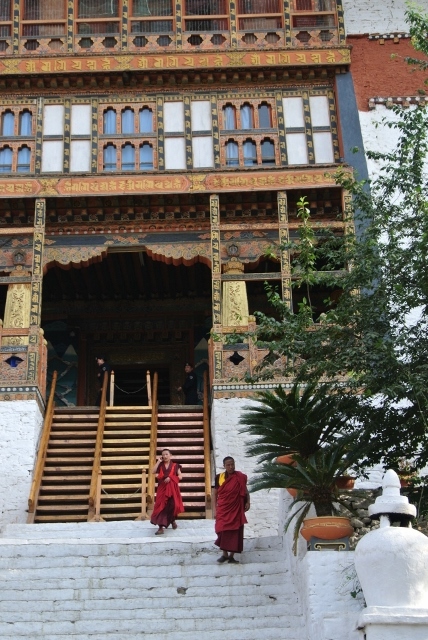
[[228, 557, 239, 564], [172, 521, 177, 530], [217, 555, 229, 563], [155, 528, 164, 535]]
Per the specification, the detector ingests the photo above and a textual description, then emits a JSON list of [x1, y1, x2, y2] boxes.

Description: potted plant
[[249, 439, 363, 553]]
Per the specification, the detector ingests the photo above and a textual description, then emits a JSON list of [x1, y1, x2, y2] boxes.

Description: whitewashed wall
[[343, 0, 408, 35], [0, 400, 43, 531], [211, 397, 280, 538]]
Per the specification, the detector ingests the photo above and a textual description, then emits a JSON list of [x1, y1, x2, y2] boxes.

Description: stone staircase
[[0, 522, 305, 640]]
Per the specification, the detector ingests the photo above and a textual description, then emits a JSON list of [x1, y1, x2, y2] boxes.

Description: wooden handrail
[[147, 371, 158, 515], [109, 369, 115, 407], [88, 371, 108, 520], [27, 370, 58, 523], [147, 369, 152, 407], [203, 370, 213, 519], [93, 470, 105, 522]]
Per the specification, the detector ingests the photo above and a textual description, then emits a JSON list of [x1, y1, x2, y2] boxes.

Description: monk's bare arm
[[177, 467, 183, 480], [245, 488, 250, 511], [151, 457, 162, 474]]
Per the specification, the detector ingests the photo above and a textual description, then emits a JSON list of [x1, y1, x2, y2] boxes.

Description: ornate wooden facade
[[0, 0, 356, 404]]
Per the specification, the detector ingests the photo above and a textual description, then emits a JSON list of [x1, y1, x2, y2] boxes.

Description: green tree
[[250, 8, 428, 472]]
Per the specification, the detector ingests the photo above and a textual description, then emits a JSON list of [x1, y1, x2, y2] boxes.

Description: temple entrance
[[41, 250, 212, 407]]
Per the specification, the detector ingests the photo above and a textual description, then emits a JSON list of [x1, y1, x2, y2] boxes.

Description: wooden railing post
[[147, 371, 158, 516], [27, 370, 58, 523], [92, 470, 105, 522], [147, 369, 152, 407], [135, 469, 147, 521], [88, 371, 108, 521], [109, 369, 115, 407], [203, 370, 213, 519]]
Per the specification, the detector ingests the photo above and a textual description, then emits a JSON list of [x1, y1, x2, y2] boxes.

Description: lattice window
[[21, 0, 66, 52], [261, 138, 275, 165], [0, 0, 12, 52], [17, 146, 31, 172], [19, 111, 32, 136], [140, 143, 154, 170], [103, 143, 117, 171], [103, 108, 117, 134], [1, 111, 14, 136], [139, 108, 153, 133], [121, 108, 135, 134], [0, 146, 12, 173]]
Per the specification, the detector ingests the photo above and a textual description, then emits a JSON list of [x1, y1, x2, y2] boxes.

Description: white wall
[[211, 397, 280, 538], [0, 400, 43, 531], [343, 0, 408, 35]]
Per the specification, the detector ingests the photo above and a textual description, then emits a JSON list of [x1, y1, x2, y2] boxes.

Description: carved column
[[278, 191, 292, 309], [27, 198, 46, 385], [210, 194, 222, 380], [221, 254, 249, 328]]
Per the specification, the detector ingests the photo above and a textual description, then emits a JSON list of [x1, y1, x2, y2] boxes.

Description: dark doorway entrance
[[112, 365, 171, 406]]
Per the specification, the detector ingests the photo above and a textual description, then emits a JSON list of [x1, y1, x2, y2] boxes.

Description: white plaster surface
[[356, 525, 428, 609], [0, 523, 306, 640], [342, 0, 408, 35], [358, 107, 402, 181], [211, 398, 280, 538], [0, 400, 43, 531], [302, 551, 364, 640]]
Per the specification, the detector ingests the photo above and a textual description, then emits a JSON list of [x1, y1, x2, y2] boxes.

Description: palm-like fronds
[[249, 438, 365, 553], [239, 381, 360, 463]]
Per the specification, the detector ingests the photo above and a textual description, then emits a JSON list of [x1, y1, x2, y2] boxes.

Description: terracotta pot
[[399, 475, 413, 488], [275, 454, 296, 466], [334, 475, 356, 490], [286, 488, 298, 498], [300, 516, 354, 541]]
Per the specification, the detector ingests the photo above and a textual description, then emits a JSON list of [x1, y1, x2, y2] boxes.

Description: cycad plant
[[239, 381, 361, 462], [249, 440, 362, 552]]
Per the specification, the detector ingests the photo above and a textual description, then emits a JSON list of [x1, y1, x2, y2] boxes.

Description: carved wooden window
[[130, 0, 174, 48], [309, 95, 334, 163], [261, 138, 275, 165], [240, 104, 254, 130], [121, 108, 135, 134], [17, 145, 31, 172], [0, 0, 12, 52], [21, 0, 66, 52], [258, 103, 272, 128], [103, 108, 117, 134], [1, 111, 14, 136], [76, 0, 120, 49], [121, 143, 135, 170], [103, 143, 117, 171], [19, 111, 32, 136], [41, 104, 64, 172], [237, 0, 282, 46], [191, 100, 214, 169], [223, 105, 236, 131], [139, 107, 153, 133], [184, 0, 229, 47], [70, 104, 92, 173], [140, 142, 154, 170], [0, 146, 12, 173], [282, 92, 336, 165], [164, 100, 186, 170], [290, 0, 337, 45], [225, 140, 239, 166], [243, 139, 257, 165]]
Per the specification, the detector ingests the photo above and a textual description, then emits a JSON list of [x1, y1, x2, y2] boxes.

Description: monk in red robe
[[214, 456, 250, 563], [150, 449, 184, 535]]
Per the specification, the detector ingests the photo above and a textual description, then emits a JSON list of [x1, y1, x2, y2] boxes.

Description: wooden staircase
[[99, 406, 151, 521], [156, 405, 206, 519], [32, 407, 98, 523]]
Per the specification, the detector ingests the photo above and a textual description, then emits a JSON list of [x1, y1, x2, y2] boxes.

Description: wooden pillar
[[278, 191, 292, 309], [210, 194, 222, 380], [27, 198, 46, 385]]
